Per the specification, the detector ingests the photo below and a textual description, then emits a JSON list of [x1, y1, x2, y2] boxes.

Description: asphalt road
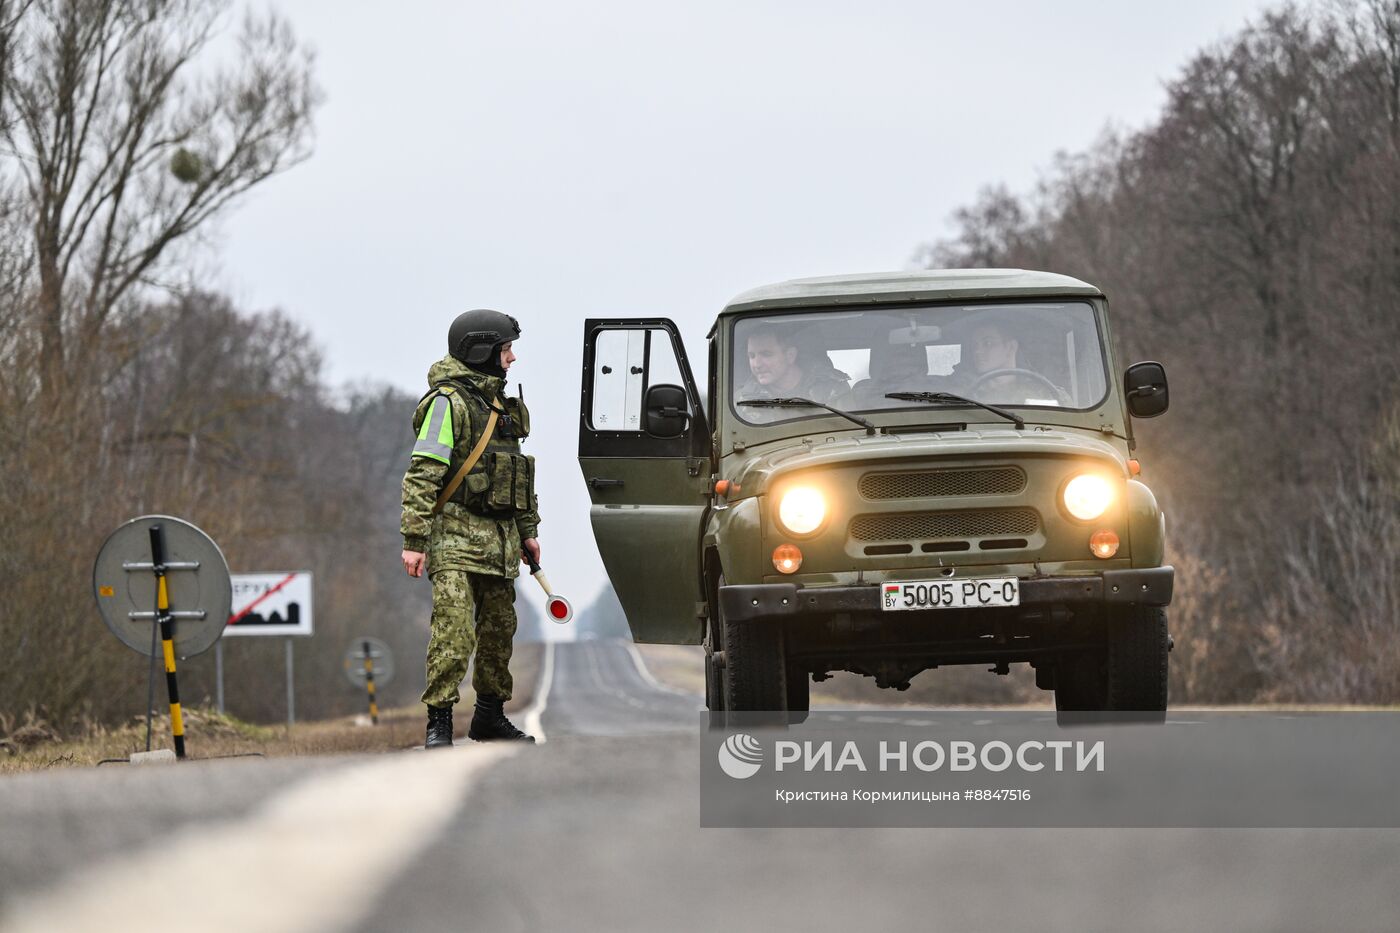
[[3, 639, 1399, 933]]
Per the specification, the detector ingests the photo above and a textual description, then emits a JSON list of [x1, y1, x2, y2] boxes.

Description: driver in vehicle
[[737, 325, 849, 405], [970, 321, 1019, 374], [952, 319, 1069, 405]]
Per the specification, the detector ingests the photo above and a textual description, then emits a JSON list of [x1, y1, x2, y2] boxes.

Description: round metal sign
[[93, 515, 232, 659], [344, 637, 395, 689]]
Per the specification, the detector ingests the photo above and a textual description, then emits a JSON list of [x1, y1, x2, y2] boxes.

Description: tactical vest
[[412, 380, 534, 517]]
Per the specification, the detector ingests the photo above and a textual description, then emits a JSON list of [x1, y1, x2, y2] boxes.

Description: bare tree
[[0, 0, 319, 401]]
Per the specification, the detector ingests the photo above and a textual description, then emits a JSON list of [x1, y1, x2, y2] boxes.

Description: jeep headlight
[[777, 487, 826, 536], [1063, 474, 1114, 522]]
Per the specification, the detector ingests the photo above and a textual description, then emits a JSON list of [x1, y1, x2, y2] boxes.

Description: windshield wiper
[[739, 397, 876, 435], [885, 391, 1025, 429]]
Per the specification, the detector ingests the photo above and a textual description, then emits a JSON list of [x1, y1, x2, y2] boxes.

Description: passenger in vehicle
[[737, 325, 850, 405]]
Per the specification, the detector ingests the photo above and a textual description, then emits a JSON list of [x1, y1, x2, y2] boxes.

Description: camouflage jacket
[[400, 356, 541, 578]]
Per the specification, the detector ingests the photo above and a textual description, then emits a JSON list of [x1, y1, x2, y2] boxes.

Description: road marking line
[[2, 745, 519, 933], [519, 639, 554, 744], [623, 639, 698, 697], [583, 639, 644, 708]]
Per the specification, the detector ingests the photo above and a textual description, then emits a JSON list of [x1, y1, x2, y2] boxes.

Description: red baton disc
[[547, 596, 573, 624]]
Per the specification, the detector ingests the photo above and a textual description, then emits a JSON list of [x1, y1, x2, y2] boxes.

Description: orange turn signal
[[715, 479, 740, 497], [1089, 530, 1120, 559], [1127, 459, 1141, 476], [772, 544, 803, 574]]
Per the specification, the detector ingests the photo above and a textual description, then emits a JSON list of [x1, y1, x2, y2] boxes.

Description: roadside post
[[285, 638, 295, 727], [214, 640, 225, 713], [93, 515, 232, 761], [225, 572, 315, 728], [148, 526, 186, 758], [344, 638, 394, 725], [362, 640, 378, 724]]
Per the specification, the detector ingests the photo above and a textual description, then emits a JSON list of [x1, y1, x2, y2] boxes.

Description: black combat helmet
[[448, 309, 521, 369]]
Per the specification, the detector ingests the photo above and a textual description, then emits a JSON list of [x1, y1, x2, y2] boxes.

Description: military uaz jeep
[[578, 270, 1172, 716]]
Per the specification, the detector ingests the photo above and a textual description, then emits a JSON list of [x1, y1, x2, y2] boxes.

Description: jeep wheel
[[1056, 606, 1169, 723], [704, 628, 725, 713], [717, 575, 788, 718], [1105, 605, 1169, 720]]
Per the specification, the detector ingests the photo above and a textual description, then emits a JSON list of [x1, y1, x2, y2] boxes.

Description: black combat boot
[[425, 704, 454, 748], [467, 694, 535, 742]]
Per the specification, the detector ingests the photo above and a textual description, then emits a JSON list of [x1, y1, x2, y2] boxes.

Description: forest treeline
[[921, 0, 1400, 703], [0, 1, 548, 728]]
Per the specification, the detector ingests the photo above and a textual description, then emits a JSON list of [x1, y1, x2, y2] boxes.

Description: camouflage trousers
[[421, 570, 518, 707]]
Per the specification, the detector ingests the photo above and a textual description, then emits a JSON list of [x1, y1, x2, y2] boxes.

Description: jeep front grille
[[858, 467, 1026, 500], [849, 507, 1040, 543]]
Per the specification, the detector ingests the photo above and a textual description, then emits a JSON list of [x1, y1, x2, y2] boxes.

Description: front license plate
[[881, 577, 1020, 611]]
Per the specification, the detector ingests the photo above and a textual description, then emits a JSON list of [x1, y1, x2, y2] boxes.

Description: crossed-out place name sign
[[226, 572, 314, 637]]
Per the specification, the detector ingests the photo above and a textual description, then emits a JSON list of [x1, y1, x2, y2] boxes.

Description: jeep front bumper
[[718, 566, 1174, 624]]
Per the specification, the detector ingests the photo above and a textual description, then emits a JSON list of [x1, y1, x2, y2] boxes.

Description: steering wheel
[[967, 367, 1065, 401]]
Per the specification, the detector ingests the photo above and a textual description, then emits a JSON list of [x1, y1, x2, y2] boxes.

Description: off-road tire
[[717, 575, 787, 716], [1105, 605, 1169, 720], [704, 575, 726, 714], [704, 630, 725, 713], [1056, 605, 1169, 723]]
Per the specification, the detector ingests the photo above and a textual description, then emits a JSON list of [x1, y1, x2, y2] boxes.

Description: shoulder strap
[[432, 408, 498, 515]]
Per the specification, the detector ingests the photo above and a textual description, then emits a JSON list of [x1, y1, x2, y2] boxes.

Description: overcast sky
[[212, 0, 1271, 626]]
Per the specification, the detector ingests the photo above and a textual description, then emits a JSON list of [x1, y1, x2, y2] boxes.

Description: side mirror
[[1123, 361, 1169, 418], [644, 384, 690, 438]]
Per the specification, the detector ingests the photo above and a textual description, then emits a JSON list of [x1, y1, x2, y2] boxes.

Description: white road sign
[[226, 572, 314, 637]]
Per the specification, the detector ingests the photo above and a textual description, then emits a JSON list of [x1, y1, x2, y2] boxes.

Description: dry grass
[[0, 706, 416, 774], [0, 643, 542, 775]]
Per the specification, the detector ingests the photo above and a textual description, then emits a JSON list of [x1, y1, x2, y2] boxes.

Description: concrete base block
[[129, 749, 177, 765]]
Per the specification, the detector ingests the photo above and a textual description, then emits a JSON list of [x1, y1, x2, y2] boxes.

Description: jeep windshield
[[731, 302, 1109, 426]]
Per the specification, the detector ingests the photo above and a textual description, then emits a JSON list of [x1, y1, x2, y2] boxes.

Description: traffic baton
[[523, 550, 572, 624]]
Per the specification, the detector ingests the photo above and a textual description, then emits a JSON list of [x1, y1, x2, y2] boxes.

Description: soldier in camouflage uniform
[[400, 309, 541, 747], [736, 325, 850, 407]]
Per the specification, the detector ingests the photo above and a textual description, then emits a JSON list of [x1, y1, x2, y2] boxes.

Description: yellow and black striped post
[[148, 525, 187, 759], [362, 640, 379, 725]]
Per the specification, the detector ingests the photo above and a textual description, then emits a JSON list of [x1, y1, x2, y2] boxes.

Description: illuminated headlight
[[1063, 474, 1114, 522], [777, 487, 826, 536]]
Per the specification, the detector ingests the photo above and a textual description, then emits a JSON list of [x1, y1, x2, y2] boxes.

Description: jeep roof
[[715, 268, 1104, 324]]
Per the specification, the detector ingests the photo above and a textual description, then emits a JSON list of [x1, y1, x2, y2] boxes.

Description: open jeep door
[[579, 319, 710, 644]]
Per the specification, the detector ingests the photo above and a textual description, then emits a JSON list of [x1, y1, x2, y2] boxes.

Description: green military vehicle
[[578, 269, 1172, 717]]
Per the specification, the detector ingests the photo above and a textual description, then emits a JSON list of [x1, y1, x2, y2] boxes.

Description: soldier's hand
[[522, 538, 541, 565], [402, 549, 426, 578]]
